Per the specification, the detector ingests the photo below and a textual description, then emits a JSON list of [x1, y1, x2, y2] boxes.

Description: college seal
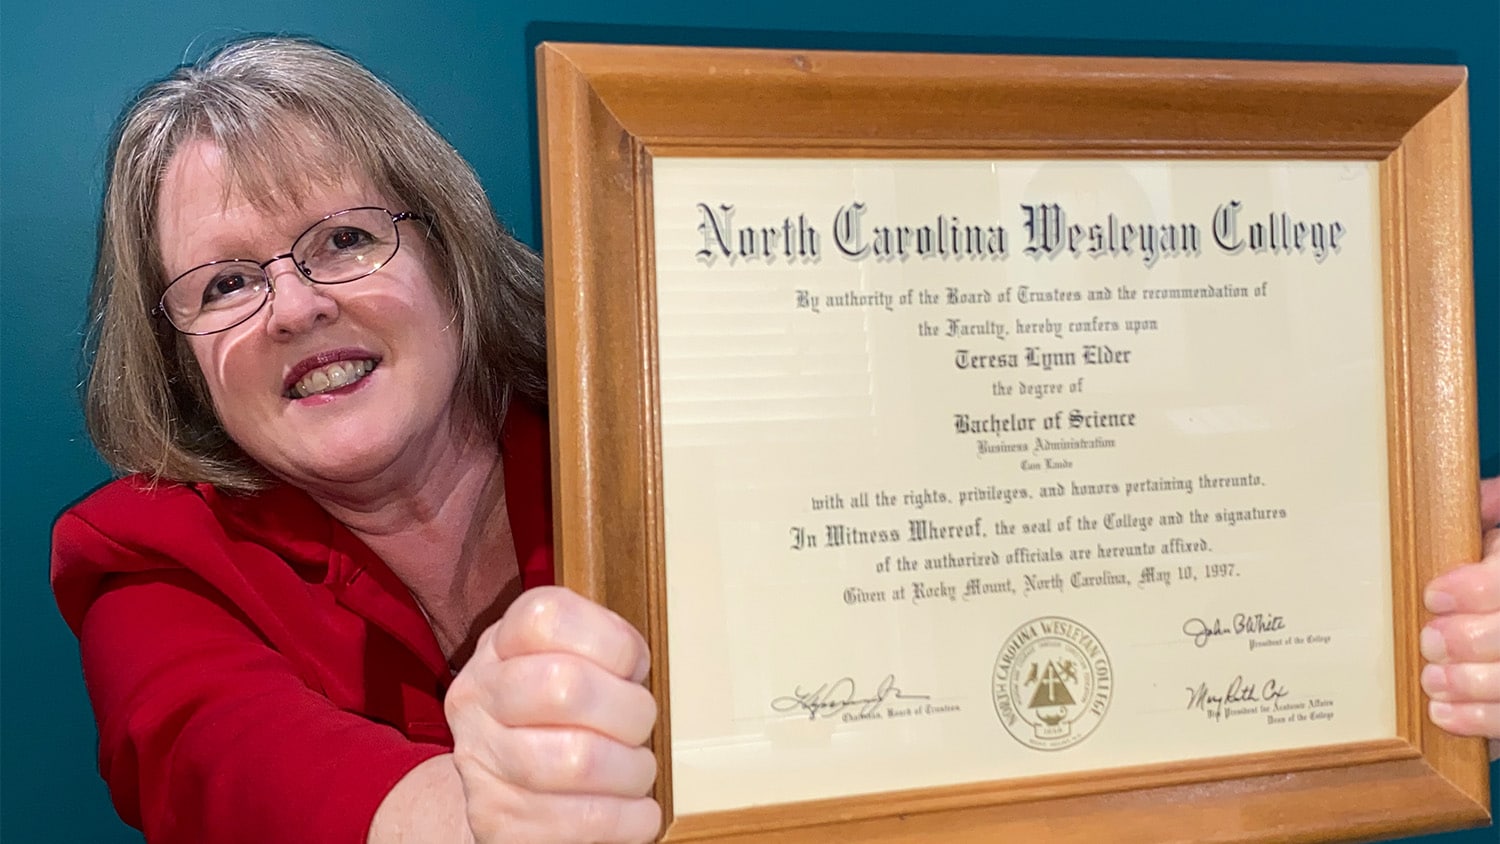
[[992, 616, 1112, 751]]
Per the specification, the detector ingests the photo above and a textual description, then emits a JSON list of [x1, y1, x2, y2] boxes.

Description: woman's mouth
[[288, 359, 378, 398]]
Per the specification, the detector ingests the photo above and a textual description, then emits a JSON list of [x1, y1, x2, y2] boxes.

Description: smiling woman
[[50, 36, 662, 844], [82, 39, 544, 492], [156, 141, 468, 490]]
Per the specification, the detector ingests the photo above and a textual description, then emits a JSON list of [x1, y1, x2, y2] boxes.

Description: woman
[[52, 34, 1500, 844], [52, 36, 657, 843]]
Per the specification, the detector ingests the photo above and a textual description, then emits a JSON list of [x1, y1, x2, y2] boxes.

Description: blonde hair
[[85, 36, 546, 492]]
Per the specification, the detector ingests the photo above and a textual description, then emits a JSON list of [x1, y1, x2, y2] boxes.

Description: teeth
[[292, 359, 375, 398]]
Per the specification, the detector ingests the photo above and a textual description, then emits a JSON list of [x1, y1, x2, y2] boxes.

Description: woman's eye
[[327, 227, 373, 251], [201, 272, 256, 307]]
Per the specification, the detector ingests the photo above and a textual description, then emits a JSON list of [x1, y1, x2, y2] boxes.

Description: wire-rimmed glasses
[[152, 206, 424, 335]]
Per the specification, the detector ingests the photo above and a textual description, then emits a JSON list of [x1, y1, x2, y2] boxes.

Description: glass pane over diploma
[[652, 158, 1394, 815]]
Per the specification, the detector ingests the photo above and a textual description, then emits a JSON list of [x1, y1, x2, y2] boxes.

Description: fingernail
[[1429, 701, 1455, 725], [1420, 627, 1447, 661], [1420, 664, 1448, 698], [1425, 588, 1457, 614]]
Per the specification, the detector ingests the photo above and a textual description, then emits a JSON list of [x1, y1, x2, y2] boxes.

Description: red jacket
[[51, 405, 554, 844]]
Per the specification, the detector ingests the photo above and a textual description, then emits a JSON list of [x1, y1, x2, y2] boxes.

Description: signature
[[1185, 675, 1290, 720], [771, 674, 931, 721], [1181, 613, 1287, 648]]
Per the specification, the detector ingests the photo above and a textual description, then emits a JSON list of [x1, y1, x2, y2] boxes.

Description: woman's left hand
[[1421, 477, 1500, 755]]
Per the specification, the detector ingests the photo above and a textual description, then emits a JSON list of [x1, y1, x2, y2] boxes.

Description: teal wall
[[2, 1, 1495, 841]]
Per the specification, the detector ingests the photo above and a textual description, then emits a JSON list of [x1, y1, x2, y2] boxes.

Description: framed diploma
[[535, 43, 1488, 842]]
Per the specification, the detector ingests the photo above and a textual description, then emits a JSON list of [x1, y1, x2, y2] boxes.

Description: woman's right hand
[[445, 586, 661, 843]]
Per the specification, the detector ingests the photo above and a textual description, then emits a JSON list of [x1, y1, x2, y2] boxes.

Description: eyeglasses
[[152, 206, 424, 335]]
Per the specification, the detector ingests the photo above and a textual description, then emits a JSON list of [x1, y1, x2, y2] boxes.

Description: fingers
[[1422, 609, 1500, 664], [1424, 700, 1500, 740], [472, 725, 657, 796], [1421, 512, 1500, 741], [1423, 529, 1500, 615], [472, 651, 657, 745], [446, 678, 649, 800], [447, 588, 663, 843], [446, 657, 662, 841], [1421, 661, 1500, 705], [489, 587, 651, 683]]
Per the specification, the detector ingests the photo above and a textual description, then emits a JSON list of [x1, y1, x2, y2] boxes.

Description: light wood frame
[[535, 42, 1486, 842]]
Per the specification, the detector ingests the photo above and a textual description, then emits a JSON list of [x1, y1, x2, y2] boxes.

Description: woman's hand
[[446, 586, 661, 843], [1421, 477, 1500, 754]]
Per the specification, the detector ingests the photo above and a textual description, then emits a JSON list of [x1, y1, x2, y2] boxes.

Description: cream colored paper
[[651, 158, 1392, 815]]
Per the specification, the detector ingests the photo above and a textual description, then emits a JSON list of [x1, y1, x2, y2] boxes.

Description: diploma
[[654, 158, 1393, 810], [537, 43, 1487, 842]]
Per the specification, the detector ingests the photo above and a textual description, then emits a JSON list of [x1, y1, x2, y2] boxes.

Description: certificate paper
[[651, 158, 1394, 814]]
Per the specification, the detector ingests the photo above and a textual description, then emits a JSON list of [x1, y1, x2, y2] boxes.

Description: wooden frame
[[536, 43, 1486, 842]]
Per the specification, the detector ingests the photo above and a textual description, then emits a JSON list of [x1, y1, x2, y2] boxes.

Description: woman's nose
[[263, 259, 339, 337]]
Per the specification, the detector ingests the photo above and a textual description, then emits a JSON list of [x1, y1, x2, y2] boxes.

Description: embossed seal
[[992, 616, 1112, 751]]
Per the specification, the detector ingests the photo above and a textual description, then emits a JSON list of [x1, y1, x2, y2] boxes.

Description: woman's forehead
[[162, 122, 388, 212], [156, 139, 388, 264]]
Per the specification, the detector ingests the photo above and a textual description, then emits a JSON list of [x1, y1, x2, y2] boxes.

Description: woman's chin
[[262, 441, 408, 492]]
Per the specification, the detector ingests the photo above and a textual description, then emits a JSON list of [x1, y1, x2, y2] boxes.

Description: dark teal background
[[2, 2, 1496, 841]]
